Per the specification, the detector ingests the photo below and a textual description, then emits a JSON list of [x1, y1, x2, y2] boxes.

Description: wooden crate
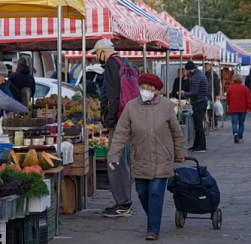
[[69, 144, 89, 176], [83, 155, 96, 197]]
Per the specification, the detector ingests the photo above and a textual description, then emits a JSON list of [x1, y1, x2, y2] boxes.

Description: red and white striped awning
[[135, 1, 220, 60], [0, 0, 175, 51]]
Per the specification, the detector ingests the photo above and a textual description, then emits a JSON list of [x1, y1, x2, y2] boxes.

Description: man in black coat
[[181, 61, 208, 152], [8, 58, 35, 100], [205, 63, 220, 129], [245, 69, 251, 92], [51, 62, 70, 83]]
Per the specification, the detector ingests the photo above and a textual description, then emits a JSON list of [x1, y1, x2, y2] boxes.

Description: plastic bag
[[214, 100, 224, 116]]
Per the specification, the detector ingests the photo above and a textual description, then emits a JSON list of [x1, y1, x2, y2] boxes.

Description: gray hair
[[232, 74, 242, 83]]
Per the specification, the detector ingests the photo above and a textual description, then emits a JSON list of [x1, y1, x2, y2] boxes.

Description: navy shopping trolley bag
[[167, 157, 222, 229]]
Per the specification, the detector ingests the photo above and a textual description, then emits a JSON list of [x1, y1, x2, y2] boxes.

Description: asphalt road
[[50, 114, 251, 244]]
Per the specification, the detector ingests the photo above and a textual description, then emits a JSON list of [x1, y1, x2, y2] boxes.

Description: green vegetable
[[0, 168, 49, 197]]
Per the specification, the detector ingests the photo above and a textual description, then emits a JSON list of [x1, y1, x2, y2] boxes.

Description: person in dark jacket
[[181, 61, 208, 152], [8, 58, 35, 99], [205, 63, 220, 129], [245, 69, 251, 92], [51, 62, 70, 83], [0, 62, 27, 115], [90, 39, 132, 218], [172, 68, 190, 99]]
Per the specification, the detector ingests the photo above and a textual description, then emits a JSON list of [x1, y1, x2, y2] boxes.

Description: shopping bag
[[214, 100, 224, 116]]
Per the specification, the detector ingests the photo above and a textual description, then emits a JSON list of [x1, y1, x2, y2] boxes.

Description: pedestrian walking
[[181, 61, 208, 152], [90, 39, 139, 217], [205, 63, 220, 129], [227, 74, 251, 143], [108, 73, 187, 241]]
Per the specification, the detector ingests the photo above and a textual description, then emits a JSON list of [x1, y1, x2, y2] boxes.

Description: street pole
[[198, 0, 201, 27]]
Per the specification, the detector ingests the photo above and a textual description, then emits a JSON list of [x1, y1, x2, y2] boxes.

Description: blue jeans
[[231, 113, 246, 139], [135, 178, 167, 236]]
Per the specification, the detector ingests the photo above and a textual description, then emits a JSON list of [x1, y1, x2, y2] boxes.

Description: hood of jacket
[[17, 65, 30, 75]]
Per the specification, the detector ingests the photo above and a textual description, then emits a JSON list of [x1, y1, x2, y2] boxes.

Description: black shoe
[[102, 205, 133, 218], [188, 146, 194, 151], [234, 134, 239, 144], [193, 148, 207, 153], [105, 204, 117, 211]]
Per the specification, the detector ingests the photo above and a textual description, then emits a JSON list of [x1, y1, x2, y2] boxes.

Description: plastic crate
[[0, 223, 6, 244], [7, 195, 19, 220], [0, 197, 8, 223], [6, 219, 24, 244], [0, 144, 13, 158], [38, 209, 55, 242], [95, 148, 108, 157], [16, 195, 27, 219], [24, 214, 39, 244]]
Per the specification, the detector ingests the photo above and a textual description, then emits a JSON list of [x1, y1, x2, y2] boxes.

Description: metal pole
[[82, 17, 88, 209], [198, 0, 201, 26], [178, 51, 183, 121], [202, 57, 205, 73], [56, 5, 62, 236], [143, 44, 147, 73], [31, 51, 35, 105], [166, 49, 169, 98], [211, 60, 215, 131], [219, 61, 224, 128]]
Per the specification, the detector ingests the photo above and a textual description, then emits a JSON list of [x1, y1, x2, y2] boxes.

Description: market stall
[[0, 1, 86, 242]]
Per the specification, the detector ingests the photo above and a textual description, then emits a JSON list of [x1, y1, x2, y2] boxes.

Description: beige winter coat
[[108, 95, 187, 180]]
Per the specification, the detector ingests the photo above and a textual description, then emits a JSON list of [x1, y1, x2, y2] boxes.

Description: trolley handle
[[174, 157, 202, 183]]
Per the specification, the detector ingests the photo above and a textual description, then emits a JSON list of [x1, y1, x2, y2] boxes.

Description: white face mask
[[140, 89, 155, 102]]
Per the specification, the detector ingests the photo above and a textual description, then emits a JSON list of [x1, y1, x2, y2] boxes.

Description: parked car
[[34, 77, 81, 101]]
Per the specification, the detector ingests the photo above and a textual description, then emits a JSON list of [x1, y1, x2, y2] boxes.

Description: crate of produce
[[0, 197, 9, 223], [28, 180, 51, 213], [16, 195, 27, 219], [7, 195, 19, 220], [95, 148, 108, 158]]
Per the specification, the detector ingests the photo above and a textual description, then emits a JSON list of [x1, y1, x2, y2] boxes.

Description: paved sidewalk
[[50, 114, 251, 244]]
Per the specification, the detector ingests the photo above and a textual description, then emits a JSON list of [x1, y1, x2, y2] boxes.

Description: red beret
[[139, 73, 163, 90]]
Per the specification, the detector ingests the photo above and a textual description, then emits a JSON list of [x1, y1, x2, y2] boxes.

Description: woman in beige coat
[[108, 73, 187, 241]]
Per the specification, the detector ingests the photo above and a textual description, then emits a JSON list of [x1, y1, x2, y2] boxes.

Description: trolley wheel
[[212, 208, 222, 229], [175, 210, 186, 228]]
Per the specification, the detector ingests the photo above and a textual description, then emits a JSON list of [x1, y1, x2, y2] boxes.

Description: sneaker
[[238, 139, 244, 143], [146, 232, 158, 241], [234, 134, 239, 144], [105, 204, 117, 211], [187, 146, 194, 151], [193, 148, 207, 153], [102, 205, 132, 218]]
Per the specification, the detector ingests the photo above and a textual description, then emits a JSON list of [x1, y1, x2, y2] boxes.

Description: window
[[34, 83, 50, 98]]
